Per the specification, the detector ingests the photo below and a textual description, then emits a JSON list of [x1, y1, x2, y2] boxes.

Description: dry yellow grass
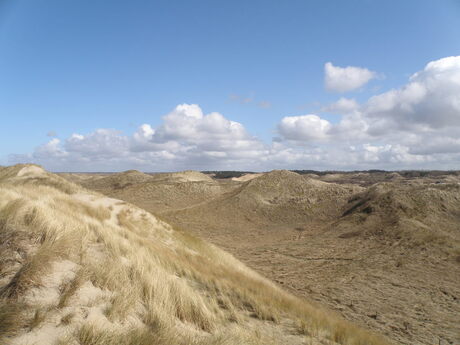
[[0, 164, 393, 345]]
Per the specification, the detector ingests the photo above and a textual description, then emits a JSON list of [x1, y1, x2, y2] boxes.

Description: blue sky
[[1, 0, 460, 171]]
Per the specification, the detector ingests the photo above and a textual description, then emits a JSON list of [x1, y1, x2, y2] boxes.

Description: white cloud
[[150, 104, 264, 158], [133, 124, 155, 142], [325, 62, 376, 93], [12, 104, 268, 171], [34, 138, 68, 159], [266, 141, 435, 170], [8, 57, 460, 171], [409, 136, 460, 155], [365, 55, 460, 132], [322, 97, 359, 114], [278, 115, 331, 141], [290, 56, 460, 144], [66, 129, 129, 158], [274, 56, 460, 169]]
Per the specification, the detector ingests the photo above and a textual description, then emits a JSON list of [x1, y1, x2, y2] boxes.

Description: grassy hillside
[[161, 170, 362, 242], [73, 170, 233, 214], [74, 169, 460, 344], [0, 165, 391, 345]]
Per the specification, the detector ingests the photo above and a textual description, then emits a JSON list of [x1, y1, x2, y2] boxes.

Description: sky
[[1, 0, 460, 172]]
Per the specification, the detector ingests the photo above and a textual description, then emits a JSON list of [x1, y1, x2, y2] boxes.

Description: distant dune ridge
[[63, 168, 460, 345], [158, 170, 363, 243], [70, 170, 154, 190], [0, 164, 393, 345], [72, 170, 227, 214]]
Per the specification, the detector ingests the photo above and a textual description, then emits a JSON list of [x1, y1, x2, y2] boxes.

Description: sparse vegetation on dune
[[339, 182, 460, 252], [0, 164, 392, 345], [162, 170, 363, 234], [74, 169, 227, 215], [71, 168, 460, 345]]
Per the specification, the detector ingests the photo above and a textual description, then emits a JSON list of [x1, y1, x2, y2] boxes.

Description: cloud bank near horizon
[[9, 56, 460, 171]]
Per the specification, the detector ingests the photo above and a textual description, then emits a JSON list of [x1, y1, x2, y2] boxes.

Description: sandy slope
[[68, 169, 460, 345], [78, 170, 236, 214], [1, 165, 392, 345]]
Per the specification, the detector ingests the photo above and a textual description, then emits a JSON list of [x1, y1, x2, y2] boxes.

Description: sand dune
[[0, 164, 392, 345], [66, 168, 460, 345]]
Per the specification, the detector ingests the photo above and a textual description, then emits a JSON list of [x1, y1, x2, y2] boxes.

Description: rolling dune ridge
[[1, 165, 391, 345]]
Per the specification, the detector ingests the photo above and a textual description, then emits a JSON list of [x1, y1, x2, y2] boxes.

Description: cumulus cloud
[[286, 56, 460, 141], [275, 56, 460, 169], [325, 62, 376, 93], [278, 115, 331, 141], [139, 104, 266, 160], [9, 57, 460, 171], [155, 104, 249, 143], [322, 97, 359, 113], [11, 104, 267, 171], [263, 140, 437, 170], [365, 56, 460, 133], [133, 124, 155, 143], [66, 129, 129, 158], [34, 138, 67, 159]]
